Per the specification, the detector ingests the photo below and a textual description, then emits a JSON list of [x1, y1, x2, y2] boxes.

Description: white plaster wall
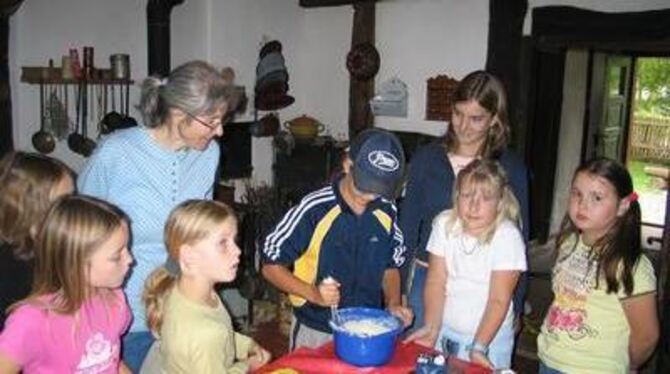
[[374, 0, 489, 137], [170, 0, 309, 186], [213, 0, 305, 186], [9, 0, 146, 172], [6, 0, 492, 181], [293, 6, 352, 141], [550, 49, 588, 234], [11, 0, 669, 181], [172, 0, 210, 66]]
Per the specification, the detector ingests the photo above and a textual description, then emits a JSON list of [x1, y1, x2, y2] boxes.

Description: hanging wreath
[[346, 42, 380, 81]]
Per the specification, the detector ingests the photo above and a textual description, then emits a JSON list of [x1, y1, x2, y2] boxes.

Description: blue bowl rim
[[329, 307, 403, 338]]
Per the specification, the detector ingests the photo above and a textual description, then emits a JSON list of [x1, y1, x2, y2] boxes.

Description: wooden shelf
[[21, 66, 133, 85]]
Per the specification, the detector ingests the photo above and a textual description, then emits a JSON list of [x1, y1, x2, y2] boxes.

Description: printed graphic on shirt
[[545, 247, 598, 341], [76, 333, 118, 374]]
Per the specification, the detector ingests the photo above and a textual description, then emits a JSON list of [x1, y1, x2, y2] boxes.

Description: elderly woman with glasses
[[78, 60, 238, 372]]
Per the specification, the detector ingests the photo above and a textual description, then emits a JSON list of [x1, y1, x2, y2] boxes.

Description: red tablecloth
[[254, 341, 491, 374]]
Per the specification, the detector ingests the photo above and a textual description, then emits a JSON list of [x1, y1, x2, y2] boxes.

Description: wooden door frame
[[583, 52, 636, 162], [525, 6, 670, 243]]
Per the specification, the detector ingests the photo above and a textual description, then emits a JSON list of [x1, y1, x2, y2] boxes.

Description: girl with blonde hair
[[406, 159, 526, 370], [140, 200, 270, 373], [0, 151, 74, 329], [0, 195, 133, 373]]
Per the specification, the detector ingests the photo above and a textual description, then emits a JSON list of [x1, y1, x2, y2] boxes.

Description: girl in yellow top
[[537, 158, 658, 373], [140, 200, 270, 373]]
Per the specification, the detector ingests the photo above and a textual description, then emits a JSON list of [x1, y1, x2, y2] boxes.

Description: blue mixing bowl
[[329, 307, 403, 367]]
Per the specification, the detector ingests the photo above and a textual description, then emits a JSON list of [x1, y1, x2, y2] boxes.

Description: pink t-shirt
[[0, 290, 130, 374]]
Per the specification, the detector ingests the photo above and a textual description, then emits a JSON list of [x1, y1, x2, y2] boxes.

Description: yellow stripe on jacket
[[372, 209, 392, 233], [290, 205, 342, 306]]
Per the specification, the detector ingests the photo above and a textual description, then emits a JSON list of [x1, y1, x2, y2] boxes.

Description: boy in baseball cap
[[349, 128, 406, 199], [261, 129, 412, 350]]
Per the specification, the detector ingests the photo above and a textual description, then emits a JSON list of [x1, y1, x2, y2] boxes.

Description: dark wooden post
[[348, 2, 375, 138], [146, 0, 184, 77], [485, 0, 528, 149], [0, 0, 25, 156]]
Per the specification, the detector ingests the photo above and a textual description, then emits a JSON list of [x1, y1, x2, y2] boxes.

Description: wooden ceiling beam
[[299, 0, 376, 8]]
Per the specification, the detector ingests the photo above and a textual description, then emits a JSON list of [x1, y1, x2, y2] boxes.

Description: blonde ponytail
[[143, 267, 176, 335]]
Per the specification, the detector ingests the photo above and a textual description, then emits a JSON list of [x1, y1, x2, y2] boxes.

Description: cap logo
[[368, 150, 399, 172]]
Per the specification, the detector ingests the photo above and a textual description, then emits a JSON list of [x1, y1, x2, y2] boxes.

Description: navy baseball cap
[[349, 128, 406, 199]]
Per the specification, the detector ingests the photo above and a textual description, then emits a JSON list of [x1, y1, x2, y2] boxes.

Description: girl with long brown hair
[[399, 71, 530, 334], [0, 195, 133, 373], [0, 151, 74, 329], [537, 158, 658, 373]]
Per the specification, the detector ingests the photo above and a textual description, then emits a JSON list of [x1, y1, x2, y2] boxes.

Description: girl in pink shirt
[[0, 195, 134, 374]]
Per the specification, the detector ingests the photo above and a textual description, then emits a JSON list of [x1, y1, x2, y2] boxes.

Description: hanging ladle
[[32, 80, 55, 154], [68, 82, 85, 153], [101, 83, 125, 134], [79, 83, 97, 157]]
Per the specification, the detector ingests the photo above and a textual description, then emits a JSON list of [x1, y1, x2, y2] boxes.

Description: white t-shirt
[[426, 211, 527, 335]]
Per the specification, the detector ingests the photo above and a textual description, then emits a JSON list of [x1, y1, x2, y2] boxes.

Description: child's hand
[[246, 344, 271, 371], [403, 325, 438, 348], [387, 304, 413, 327], [314, 277, 340, 307], [469, 350, 494, 370]]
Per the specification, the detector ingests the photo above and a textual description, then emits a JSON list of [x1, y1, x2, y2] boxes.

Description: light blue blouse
[[78, 127, 220, 332]]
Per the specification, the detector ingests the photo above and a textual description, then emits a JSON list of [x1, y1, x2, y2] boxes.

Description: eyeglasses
[[183, 110, 223, 132]]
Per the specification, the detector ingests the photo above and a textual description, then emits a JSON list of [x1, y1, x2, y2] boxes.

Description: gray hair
[[137, 60, 238, 128]]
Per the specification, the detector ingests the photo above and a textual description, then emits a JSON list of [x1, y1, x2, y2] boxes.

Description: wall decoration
[[346, 42, 380, 81], [370, 78, 407, 118], [425, 74, 459, 121]]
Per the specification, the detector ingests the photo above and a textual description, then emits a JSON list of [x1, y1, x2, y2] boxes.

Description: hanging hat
[[259, 40, 283, 59], [255, 80, 294, 111], [256, 52, 287, 82], [254, 40, 293, 111], [255, 70, 289, 94]]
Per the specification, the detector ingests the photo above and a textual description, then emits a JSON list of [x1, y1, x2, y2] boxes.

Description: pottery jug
[[284, 115, 325, 140]]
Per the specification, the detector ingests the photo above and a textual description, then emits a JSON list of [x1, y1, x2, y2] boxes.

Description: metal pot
[[284, 115, 324, 140], [250, 113, 279, 137]]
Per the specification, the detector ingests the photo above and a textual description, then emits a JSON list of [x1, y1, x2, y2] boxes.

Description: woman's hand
[[388, 304, 414, 327], [403, 325, 439, 348], [469, 350, 494, 370], [246, 344, 271, 371]]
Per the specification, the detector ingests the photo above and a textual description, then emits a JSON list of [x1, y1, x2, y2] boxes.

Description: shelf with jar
[[21, 55, 137, 156]]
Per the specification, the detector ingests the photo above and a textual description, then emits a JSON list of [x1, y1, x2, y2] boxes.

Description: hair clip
[[627, 191, 638, 203], [164, 257, 181, 277]]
